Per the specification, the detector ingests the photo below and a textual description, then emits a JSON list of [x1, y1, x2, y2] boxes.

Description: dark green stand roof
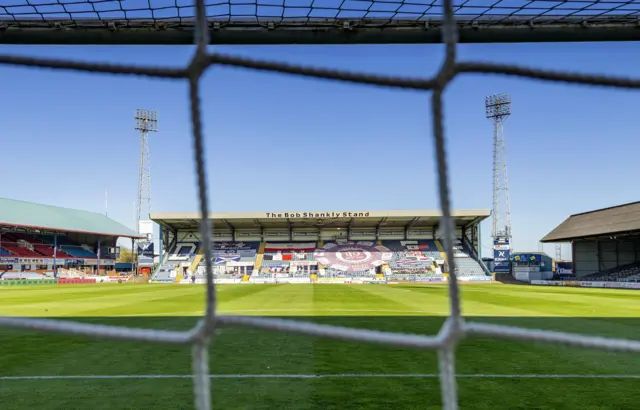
[[0, 197, 144, 238]]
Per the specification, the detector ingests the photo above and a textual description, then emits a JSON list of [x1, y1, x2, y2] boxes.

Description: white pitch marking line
[[1, 374, 640, 381]]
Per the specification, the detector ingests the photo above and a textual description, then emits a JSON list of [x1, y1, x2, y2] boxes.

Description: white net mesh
[[2, 1, 640, 409]]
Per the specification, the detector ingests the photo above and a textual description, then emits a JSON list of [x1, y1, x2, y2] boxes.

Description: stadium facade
[[149, 209, 493, 284], [542, 201, 640, 282], [0, 197, 143, 281]]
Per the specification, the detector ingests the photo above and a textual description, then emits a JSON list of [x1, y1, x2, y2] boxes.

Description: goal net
[[1, 1, 640, 410]]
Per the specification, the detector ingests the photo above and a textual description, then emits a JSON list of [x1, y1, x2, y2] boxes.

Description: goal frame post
[[1, 17, 640, 45]]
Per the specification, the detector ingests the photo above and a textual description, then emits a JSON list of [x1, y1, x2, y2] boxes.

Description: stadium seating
[[154, 241, 261, 282], [34, 244, 72, 258], [58, 246, 97, 258], [451, 239, 490, 278], [315, 241, 381, 278], [151, 264, 178, 282], [150, 242, 201, 281], [454, 257, 486, 277], [580, 262, 640, 282], [39, 235, 97, 258], [151, 238, 489, 282], [168, 242, 200, 262], [1, 233, 75, 258], [0, 247, 11, 256], [262, 243, 314, 261], [0, 233, 43, 257], [208, 241, 260, 278], [151, 242, 201, 282], [383, 240, 443, 275]]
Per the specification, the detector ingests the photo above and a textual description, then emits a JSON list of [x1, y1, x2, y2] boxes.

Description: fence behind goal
[[2, 1, 640, 409]]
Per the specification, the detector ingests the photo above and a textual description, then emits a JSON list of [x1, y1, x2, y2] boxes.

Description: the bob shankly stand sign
[[265, 212, 371, 219]]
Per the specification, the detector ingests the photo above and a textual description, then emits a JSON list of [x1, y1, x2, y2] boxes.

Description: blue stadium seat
[[59, 246, 97, 258], [39, 235, 97, 258]]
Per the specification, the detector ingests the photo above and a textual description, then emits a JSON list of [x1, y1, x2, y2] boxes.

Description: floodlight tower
[[134, 109, 158, 235], [486, 94, 512, 272], [555, 243, 562, 261]]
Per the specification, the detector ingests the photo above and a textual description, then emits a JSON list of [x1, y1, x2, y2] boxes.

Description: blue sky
[[0, 42, 638, 258]]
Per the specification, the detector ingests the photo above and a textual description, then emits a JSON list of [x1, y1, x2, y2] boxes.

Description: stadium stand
[[155, 235, 491, 281], [0, 197, 142, 278], [542, 202, 640, 282], [150, 210, 492, 283]]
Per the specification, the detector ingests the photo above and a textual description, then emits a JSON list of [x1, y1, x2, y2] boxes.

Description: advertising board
[[531, 280, 640, 290], [416, 277, 447, 282], [215, 278, 242, 284], [556, 261, 573, 275], [349, 278, 378, 284], [317, 278, 349, 284], [530, 280, 563, 286], [277, 278, 312, 284], [462, 276, 491, 282], [493, 239, 511, 273], [249, 277, 277, 284]]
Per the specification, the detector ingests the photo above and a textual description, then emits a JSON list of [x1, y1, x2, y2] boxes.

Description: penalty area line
[[1, 374, 640, 381]]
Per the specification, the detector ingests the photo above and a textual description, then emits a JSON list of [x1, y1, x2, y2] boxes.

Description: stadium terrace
[[149, 209, 492, 284]]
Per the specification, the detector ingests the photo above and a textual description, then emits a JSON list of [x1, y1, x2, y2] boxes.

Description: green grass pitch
[[1, 283, 640, 409]]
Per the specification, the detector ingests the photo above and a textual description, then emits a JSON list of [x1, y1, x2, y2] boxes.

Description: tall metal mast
[[486, 94, 512, 273], [486, 94, 512, 243], [134, 109, 158, 234]]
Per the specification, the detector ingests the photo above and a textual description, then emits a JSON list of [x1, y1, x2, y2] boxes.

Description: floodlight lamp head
[[134, 109, 158, 132], [485, 93, 511, 120]]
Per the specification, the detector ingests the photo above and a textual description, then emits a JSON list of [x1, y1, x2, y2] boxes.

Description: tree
[[118, 247, 134, 263]]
